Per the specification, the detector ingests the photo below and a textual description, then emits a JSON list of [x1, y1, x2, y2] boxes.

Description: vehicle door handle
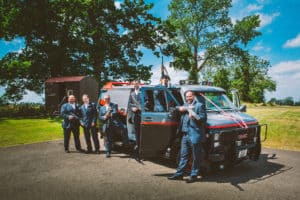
[[144, 117, 153, 122]]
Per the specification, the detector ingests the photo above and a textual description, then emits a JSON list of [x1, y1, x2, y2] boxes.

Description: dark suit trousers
[[83, 126, 100, 151], [175, 134, 202, 177], [104, 127, 113, 153], [63, 126, 81, 151], [133, 113, 141, 148]]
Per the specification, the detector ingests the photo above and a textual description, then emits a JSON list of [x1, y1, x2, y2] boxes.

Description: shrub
[[0, 103, 48, 118]]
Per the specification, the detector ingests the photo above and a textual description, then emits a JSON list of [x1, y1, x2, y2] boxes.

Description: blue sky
[[1, 0, 300, 102]]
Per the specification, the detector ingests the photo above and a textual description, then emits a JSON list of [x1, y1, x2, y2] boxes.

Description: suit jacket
[[99, 103, 119, 134], [129, 90, 142, 110], [60, 103, 81, 129], [177, 100, 207, 144], [80, 102, 97, 128]]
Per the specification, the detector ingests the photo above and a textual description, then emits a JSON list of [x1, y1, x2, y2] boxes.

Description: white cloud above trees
[[283, 33, 300, 48], [266, 60, 300, 100]]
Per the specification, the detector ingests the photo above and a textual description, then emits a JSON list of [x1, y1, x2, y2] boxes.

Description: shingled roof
[[45, 76, 85, 83]]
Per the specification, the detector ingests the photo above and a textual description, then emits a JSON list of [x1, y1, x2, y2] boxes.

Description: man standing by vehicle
[[60, 95, 83, 153], [80, 94, 100, 154], [129, 80, 142, 156], [159, 75, 170, 87], [168, 91, 207, 183], [99, 94, 119, 158]]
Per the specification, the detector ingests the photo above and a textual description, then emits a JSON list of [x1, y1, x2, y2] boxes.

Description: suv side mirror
[[231, 89, 241, 109], [239, 105, 247, 112]]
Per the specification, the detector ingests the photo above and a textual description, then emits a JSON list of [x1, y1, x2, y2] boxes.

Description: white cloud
[[252, 41, 271, 52], [19, 90, 44, 103], [230, 1, 279, 29], [257, 12, 280, 28], [252, 42, 264, 51], [150, 62, 189, 85], [266, 60, 300, 101], [269, 60, 300, 75], [246, 4, 263, 13], [114, 1, 121, 9], [283, 33, 300, 48]]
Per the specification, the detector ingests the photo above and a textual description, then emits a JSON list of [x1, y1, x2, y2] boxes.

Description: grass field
[[0, 106, 299, 151], [0, 118, 63, 147], [247, 106, 300, 151]]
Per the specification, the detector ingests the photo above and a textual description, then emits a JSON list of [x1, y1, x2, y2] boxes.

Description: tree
[[0, 0, 164, 101], [268, 98, 277, 105], [213, 68, 231, 92], [282, 97, 294, 106], [231, 54, 276, 103], [165, 0, 261, 82]]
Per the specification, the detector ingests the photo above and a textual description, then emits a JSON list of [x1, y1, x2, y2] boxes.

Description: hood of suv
[[206, 111, 258, 129]]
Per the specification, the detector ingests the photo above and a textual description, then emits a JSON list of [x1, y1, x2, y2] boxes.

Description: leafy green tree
[[268, 98, 277, 105], [0, 0, 163, 101], [231, 54, 276, 103], [282, 97, 294, 106], [165, 0, 261, 82], [213, 67, 231, 92]]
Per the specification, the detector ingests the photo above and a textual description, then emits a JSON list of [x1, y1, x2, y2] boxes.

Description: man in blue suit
[[60, 95, 83, 153], [168, 91, 207, 183], [80, 94, 100, 154], [99, 94, 119, 158]]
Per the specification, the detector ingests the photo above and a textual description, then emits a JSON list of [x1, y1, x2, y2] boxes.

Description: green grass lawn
[[0, 106, 299, 151], [0, 118, 63, 147], [247, 106, 300, 151]]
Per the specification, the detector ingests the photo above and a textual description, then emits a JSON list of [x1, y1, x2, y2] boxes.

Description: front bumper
[[208, 124, 267, 162]]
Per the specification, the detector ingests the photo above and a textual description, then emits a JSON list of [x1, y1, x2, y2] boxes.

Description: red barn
[[45, 76, 99, 115]]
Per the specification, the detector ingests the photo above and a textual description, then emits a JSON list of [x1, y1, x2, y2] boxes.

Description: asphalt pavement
[[0, 139, 299, 200]]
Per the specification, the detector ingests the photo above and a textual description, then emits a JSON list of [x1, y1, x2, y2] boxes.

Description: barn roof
[[45, 76, 85, 83]]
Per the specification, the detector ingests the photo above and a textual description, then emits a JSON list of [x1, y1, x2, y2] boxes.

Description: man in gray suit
[[129, 80, 142, 157], [80, 94, 100, 154], [60, 95, 83, 153], [168, 91, 207, 183], [99, 94, 119, 158]]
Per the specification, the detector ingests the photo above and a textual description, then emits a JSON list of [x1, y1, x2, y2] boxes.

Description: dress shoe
[[65, 150, 70, 153], [85, 150, 92, 154], [77, 148, 85, 153], [106, 152, 111, 158], [186, 176, 197, 183], [95, 150, 100, 154], [168, 174, 183, 180]]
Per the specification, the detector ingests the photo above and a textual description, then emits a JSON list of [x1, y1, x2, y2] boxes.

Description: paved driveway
[[0, 139, 299, 200]]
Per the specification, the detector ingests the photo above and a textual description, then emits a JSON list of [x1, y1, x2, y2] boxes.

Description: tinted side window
[[143, 89, 168, 112], [170, 88, 184, 105]]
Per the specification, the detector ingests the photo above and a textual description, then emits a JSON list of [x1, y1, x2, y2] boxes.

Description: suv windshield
[[194, 92, 236, 111]]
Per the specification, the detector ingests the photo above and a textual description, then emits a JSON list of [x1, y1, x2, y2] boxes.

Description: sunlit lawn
[[247, 106, 300, 151], [0, 106, 299, 151], [0, 118, 63, 147]]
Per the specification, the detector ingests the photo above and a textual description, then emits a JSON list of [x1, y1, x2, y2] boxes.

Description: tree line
[[0, 0, 276, 103], [268, 97, 300, 106]]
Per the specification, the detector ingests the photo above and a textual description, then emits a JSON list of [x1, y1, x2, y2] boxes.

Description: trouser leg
[[175, 135, 190, 176], [72, 126, 81, 150], [63, 128, 71, 151], [190, 142, 201, 177], [134, 114, 141, 148], [91, 126, 100, 151], [83, 127, 92, 151], [105, 129, 112, 153], [121, 123, 129, 144]]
